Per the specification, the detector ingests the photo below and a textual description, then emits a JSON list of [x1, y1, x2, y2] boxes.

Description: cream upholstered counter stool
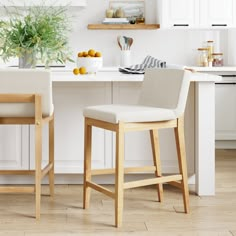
[[83, 68, 191, 227], [0, 69, 54, 220]]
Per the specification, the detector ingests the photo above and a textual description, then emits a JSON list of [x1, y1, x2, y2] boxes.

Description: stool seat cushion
[[83, 104, 177, 124]]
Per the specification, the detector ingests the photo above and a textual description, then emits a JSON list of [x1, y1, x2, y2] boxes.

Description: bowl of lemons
[[76, 49, 103, 74]]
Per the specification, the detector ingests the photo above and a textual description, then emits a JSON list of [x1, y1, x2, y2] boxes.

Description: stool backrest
[[0, 69, 53, 117], [139, 68, 191, 118]]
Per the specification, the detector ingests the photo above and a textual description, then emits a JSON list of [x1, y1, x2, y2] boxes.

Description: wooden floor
[[0, 149, 236, 235]]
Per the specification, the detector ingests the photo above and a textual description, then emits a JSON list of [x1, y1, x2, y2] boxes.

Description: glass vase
[[18, 51, 36, 69]]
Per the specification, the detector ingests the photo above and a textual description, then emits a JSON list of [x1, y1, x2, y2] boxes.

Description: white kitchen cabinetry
[[215, 84, 236, 140], [199, 0, 235, 28], [157, 0, 235, 29], [112, 82, 195, 174], [30, 82, 112, 173], [0, 126, 29, 177], [157, 0, 199, 29]]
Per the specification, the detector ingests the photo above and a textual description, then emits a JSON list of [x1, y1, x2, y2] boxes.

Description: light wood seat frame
[[83, 115, 190, 227], [0, 94, 54, 220]]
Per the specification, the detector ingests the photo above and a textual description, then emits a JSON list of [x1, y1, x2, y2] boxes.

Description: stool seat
[[84, 104, 177, 124]]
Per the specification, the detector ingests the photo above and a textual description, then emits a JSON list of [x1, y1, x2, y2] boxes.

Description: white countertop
[[190, 66, 236, 72], [51, 67, 222, 82], [0, 66, 222, 82]]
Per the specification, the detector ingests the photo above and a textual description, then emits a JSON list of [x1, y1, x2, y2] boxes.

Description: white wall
[[67, 0, 229, 68], [0, 0, 231, 67]]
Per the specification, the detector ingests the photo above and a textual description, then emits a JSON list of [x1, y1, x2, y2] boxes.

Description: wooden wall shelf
[[87, 24, 160, 30]]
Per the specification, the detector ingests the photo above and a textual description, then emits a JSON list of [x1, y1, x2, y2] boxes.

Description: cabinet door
[[199, 0, 235, 28], [0, 125, 29, 170], [30, 82, 112, 173], [112, 82, 195, 174], [158, 0, 199, 28], [215, 84, 236, 140]]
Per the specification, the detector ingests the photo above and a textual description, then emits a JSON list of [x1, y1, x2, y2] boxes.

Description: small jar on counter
[[212, 53, 223, 67], [207, 40, 214, 60], [197, 48, 208, 67]]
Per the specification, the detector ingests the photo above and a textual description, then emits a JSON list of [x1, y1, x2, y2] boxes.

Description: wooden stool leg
[[49, 115, 54, 198], [174, 117, 190, 213], [150, 129, 163, 202], [115, 123, 125, 228], [35, 94, 43, 220], [83, 118, 92, 209], [35, 120, 42, 220]]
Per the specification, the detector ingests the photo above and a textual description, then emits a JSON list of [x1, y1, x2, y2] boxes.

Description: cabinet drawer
[[215, 84, 236, 140]]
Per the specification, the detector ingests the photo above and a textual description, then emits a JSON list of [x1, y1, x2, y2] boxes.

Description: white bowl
[[77, 57, 103, 73]]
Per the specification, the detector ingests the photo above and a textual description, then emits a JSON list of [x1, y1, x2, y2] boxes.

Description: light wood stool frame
[[0, 94, 54, 220], [83, 116, 190, 227]]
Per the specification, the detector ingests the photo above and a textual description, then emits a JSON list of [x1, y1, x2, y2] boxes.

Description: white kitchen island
[[50, 67, 221, 196], [0, 67, 221, 196]]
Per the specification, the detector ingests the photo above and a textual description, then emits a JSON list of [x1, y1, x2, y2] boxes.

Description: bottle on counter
[[197, 48, 208, 67], [208, 58, 213, 67], [212, 53, 224, 67], [207, 40, 214, 61]]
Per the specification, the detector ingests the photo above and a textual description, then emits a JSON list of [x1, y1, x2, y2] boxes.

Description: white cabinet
[[0, 125, 29, 175], [29, 82, 112, 173], [157, 0, 199, 28], [199, 0, 235, 28], [215, 83, 236, 140], [112, 82, 195, 174], [157, 0, 235, 29]]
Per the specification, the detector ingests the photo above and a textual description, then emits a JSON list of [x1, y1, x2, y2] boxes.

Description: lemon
[[79, 67, 87, 75], [82, 51, 88, 57], [77, 52, 83, 57], [95, 51, 102, 57], [73, 68, 80, 75], [88, 49, 96, 57]]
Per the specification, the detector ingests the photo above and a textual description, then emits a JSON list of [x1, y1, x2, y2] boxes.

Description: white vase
[[120, 50, 131, 67]]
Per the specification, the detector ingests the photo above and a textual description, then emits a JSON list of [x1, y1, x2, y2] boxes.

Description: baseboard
[[216, 140, 236, 149], [0, 173, 196, 185]]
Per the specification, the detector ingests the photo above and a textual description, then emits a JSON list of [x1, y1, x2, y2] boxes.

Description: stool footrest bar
[[91, 166, 157, 175], [169, 181, 183, 189], [0, 186, 35, 193], [41, 163, 53, 179], [87, 181, 115, 199], [124, 174, 182, 189]]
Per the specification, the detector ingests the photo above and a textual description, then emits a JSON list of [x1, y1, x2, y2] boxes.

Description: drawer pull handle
[[212, 24, 227, 27], [220, 75, 236, 77], [173, 24, 189, 27], [216, 83, 236, 85]]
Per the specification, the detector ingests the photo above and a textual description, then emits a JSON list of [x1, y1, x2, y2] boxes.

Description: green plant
[[0, 3, 73, 67]]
